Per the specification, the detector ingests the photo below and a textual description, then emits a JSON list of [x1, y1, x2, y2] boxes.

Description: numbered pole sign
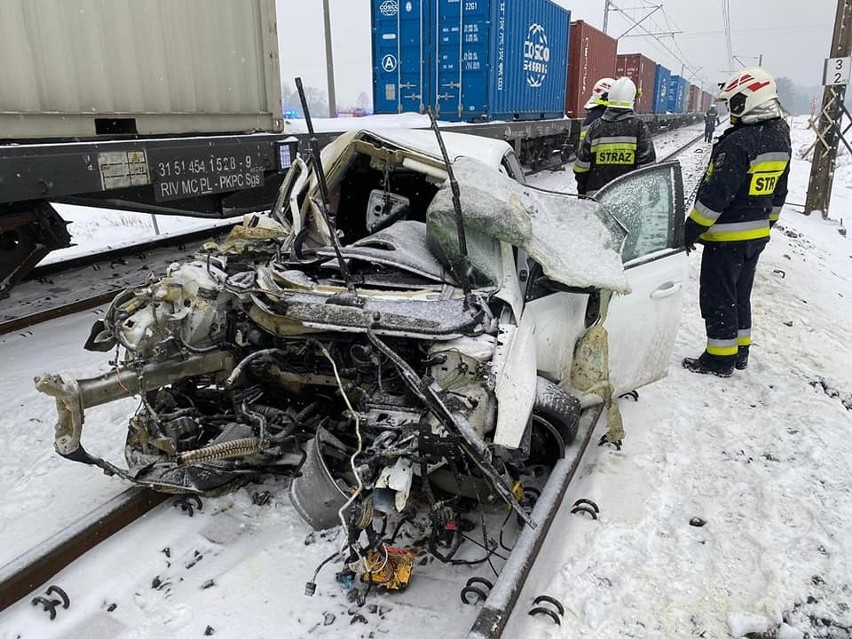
[[823, 57, 852, 86]]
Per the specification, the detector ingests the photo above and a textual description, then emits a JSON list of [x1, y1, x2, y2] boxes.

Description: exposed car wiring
[[316, 342, 365, 556]]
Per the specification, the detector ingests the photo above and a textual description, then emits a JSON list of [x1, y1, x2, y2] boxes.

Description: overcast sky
[[277, 0, 837, 108]]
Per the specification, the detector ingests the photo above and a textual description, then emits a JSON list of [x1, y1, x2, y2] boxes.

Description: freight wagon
[[688, 84, 702, 114], [371, 0, 574, 165], [667, 75, 689, 113], [565, 21, 618, 117], [616, 53, 656, 114], [653, 64, 671, 115], [371, 2, 706, 128], [0, 0, 296, 297]]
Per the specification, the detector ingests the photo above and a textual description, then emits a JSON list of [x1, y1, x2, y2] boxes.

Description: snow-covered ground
[[1, 118, 850, 639]]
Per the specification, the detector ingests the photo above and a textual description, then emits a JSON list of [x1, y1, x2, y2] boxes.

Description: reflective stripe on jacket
[[685, 118, 791, 244], [574, 108, 656, 196]]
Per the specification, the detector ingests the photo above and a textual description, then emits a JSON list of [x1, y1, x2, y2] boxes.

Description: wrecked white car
[[36, 127, 686, 587]]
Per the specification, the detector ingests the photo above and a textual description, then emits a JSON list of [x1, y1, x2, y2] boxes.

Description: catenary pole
[[805, 0, 852, 218], [322, 0, 337, 117], [603, 0, 610, 34]]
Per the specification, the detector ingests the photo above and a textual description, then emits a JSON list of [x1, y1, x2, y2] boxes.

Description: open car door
[[595, 161, 687, 394]]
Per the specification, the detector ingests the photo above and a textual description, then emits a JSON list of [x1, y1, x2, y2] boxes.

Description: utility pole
[[805, 0, 852, 218], [322, 0, 337, 118], [602, 0, 611, 34]]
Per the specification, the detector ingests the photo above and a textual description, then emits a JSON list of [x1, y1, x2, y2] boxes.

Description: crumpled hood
[[427, 157, 630, 293]]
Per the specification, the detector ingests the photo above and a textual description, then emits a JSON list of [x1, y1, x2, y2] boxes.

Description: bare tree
[[281, 82, 331, 118]]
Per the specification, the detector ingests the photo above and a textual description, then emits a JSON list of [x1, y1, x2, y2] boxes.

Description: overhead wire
[[721, 0, 735, 71], [607, 0, 714, 89]]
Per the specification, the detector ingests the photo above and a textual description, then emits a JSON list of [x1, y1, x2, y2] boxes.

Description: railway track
[[0, 128, 708, 631], [0, 223, 235, 336]]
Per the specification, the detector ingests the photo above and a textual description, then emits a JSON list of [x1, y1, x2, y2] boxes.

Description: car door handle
[[650, 282, 683, 299]]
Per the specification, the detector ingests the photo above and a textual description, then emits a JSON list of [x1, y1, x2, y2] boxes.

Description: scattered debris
[[173, 495, 203, 517], [570, 499, 600, 520], [528, 594, 565, 626], [808, 376, 852, 411], [460, 576, 494, 605], [252, 491, 272, 506], [30, 585, 70, 621]]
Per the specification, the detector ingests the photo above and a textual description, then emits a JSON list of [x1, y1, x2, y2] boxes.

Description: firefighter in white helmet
[[683, 67, 791, 376], [573, 76, 656, 196], [579, 77, 614, 142]]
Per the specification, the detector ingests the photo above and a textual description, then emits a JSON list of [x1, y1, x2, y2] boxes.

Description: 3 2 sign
[[823, 57, 851, 86]]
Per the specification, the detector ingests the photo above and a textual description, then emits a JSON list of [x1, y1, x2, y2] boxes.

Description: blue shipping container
[[667, 75, 687, 113], [372, 0, 570, 122], [652, 64, 670, 114]]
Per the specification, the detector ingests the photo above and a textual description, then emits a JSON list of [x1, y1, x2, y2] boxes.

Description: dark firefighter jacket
[[579, 105, 606, 142], [684, 118, 791, 246], [704, 111, 719, 130], [574, 108, 656, 196]]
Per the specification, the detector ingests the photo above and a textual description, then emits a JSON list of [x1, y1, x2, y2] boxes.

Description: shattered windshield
[[427, 157, 630, 293]]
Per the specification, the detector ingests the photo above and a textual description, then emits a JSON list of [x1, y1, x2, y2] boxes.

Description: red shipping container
[[688, 84, 701, 113], [565, 20, 618, 117], [615, 53, 657, 114]]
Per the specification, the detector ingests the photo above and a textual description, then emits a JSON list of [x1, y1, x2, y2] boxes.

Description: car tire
[[532, 378, 581, 459]]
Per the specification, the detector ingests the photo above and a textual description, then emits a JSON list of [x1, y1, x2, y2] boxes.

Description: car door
[[594, 161, 687, 394]]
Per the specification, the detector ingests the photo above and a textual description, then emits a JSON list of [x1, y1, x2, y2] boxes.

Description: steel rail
[[467, 404, 605, 638], [0, 224, 235, 336], [0, 487, 168, 613]]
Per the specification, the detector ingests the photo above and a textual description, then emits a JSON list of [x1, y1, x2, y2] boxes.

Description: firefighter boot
[[736, 346, 750, 370], [682, 353, 734, 378]]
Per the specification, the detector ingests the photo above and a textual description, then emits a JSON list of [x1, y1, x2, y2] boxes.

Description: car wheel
[[530, 378, 581, 463]]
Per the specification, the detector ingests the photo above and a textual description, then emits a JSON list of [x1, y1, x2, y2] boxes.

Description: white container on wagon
[[0, 0, 282, 139]]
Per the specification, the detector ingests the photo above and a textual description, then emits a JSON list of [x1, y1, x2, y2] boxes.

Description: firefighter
[[574, 77, 656, 197], [579, 77, 614, 142], [704, 104, 720, 142], [682, 67, 791, 377]]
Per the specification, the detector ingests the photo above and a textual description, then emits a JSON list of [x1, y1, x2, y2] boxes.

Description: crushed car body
[[36, 126, 687, 589]]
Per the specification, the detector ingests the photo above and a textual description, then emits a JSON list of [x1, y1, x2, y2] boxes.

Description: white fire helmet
[[583, 77, 615, 110], [717, 67, 778, 117], [608, 77, 637, 109]]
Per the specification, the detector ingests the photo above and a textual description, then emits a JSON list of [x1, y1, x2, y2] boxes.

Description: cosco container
[[372, 0, 570, 122], [0, 0, 282, 140], [653, 64, 671, 114], [565, 20, 617, 117], [667, 75, 688, 113], [616, 53, 656, 114]]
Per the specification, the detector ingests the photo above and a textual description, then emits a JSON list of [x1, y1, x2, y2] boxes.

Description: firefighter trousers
[[699, 239, 767, 364]]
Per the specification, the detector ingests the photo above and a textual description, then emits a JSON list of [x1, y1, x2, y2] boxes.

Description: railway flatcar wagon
[[565, 20, 617, 117], [371, 0, 570, 121], [616, 53, 656, 114], [653, 64, 671, 114]]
